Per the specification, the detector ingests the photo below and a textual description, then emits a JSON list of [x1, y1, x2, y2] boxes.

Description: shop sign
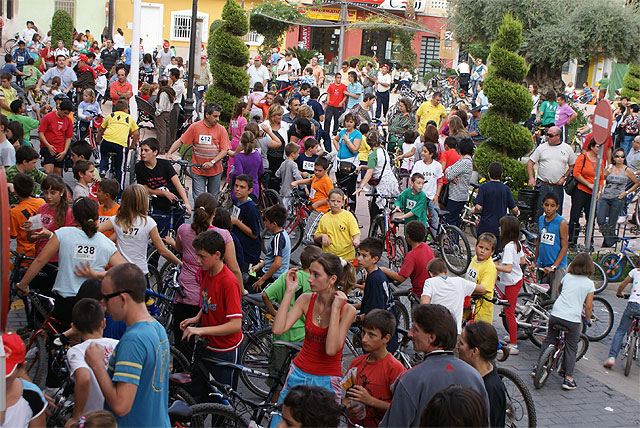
[[302, 7, 357, 22], [299, 26, 312, 49], [323, 0, 426, 13], [439, 28, 457, 60]]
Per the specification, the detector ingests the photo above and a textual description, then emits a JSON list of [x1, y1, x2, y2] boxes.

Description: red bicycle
[[366, 191, 408, 272]]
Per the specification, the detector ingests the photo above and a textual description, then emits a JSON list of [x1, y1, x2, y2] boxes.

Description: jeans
[[172, 302, 201, 360], [150, 208, 186, 238], [539, 315, 581, 377], [471, 79, 481, 95], [192, 172, 222, 200], [445, 199, 466, 228], [78, 119, 90, 141], [194, 85, 208, 119], [622, 135, 636, 156], [608, 302, 640, 358], [560, 124, 569, 144], [597, 196, 625, 246], [324, 105, 342, 136], [99, 139, 128, 191], [427, 198, 439, 239], [535, 180, 565, 218], [375, 90, 389, 119], [569, 188, 593, 245]]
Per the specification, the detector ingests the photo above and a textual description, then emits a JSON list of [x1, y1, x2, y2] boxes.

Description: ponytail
[[72, 197, 99, 238], [191, 193, 217, 235]]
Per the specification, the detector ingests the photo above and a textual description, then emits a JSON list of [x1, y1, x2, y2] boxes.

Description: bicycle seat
[[398, 173, 411, 179], [243, 293, 265, 308], [273, 341, 303, 352], [392, 287, 411, 297], [529, 282, 550, 295], [521, 229, 538, 242], [516, 201, 531, 210], [434, 207, 449, 217], [470, 182, 480, 189], [391, 217, 404, 225], [396, 327, 409, 338], [169, 372, 192, 385], [551, 324, 570, 334], [168, 400, 193, 424]]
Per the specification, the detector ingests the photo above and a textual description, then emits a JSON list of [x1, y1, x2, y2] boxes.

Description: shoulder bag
[[564, 154, 586, 196]]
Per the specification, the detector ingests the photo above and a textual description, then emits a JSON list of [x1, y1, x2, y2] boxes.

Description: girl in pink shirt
[[228, 101, 248, 181]]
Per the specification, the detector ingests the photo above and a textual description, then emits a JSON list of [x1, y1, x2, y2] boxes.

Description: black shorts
[[40, 147, 64, 168]]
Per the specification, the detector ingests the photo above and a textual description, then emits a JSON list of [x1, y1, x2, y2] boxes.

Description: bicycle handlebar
[[169, 159, 203, 169], [471, 295, 511, 306]]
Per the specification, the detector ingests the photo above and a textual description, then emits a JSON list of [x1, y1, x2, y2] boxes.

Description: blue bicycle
[[600, 237, 638, 282]]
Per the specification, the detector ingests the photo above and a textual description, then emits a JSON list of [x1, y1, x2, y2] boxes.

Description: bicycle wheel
[[600, 254, 624, 282], [217, 182, 233, 210], [262, 189, 282, 210], [394, 297, 410, 330], [576, 333, 589, 361], [583, 296, 613, 341], [497, 367, 537, 428], [239, 327, 273, 398], [389, 236, 408, 272], [285, 217, 304, 252], [438, 225, 471, 276], [23, 333, 47, 389], [591, 260, 608, 294], [343, 330, 362, 374], [3, 39, 16, 55], [189, 402, 250, 428], [128, 147, 138, 185], [624, 334, 636, 376], [526, 299, 553, 347], [181, 145, 194, 178], [147, 265, 163, 293], [369, 215, 385, 240], [533, 345, 555, 389], [499, 292, 532, 342]]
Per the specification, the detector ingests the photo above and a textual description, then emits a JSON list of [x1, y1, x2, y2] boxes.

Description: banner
[[299, 26, 312, 49], [302, 7, 357, 22]]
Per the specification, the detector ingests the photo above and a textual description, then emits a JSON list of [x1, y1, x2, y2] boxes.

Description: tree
[[250, 1, 302, 58], [621, 63, 640, 102], [51, 10, 74, 53], [475, 14, 532, 192], [206, 0, 249, 122], [448, 0, 640, 91]]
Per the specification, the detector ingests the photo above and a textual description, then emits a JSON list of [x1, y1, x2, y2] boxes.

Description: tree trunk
[[527, 64, 564, 94]]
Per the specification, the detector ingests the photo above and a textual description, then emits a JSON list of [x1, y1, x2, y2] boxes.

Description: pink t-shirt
[[35, 204, 75, 262], [249, 92, 265, 112], [176, 224, 232, 306], [228, 116, 248, 181]]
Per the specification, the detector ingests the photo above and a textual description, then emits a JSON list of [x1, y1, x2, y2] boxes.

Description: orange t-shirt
[[573, 153, 605, 195], [98, 203, 120, 238], [310, 174, 333, 213], [10, 198, 46, 259], [179, 121, 231, 177]]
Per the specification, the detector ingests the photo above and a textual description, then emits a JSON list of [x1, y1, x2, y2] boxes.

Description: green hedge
[[222, 0, 248, 36], [51, 10, 73, 53], [474, 142, 528, 190], [210, 60, 250, 95], [623, 73, 640, 91], [478, 110, 533, 157], [488, 47, 529, 83], [209, 30, 249, 66], [347, 55, 377, 68], [482, 75, 532, 123]]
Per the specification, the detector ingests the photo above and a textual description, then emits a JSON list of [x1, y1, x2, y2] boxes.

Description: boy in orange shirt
[[290, 155, 333, 213], [10, 173, 45, 258], [96, 179, 120, 239]]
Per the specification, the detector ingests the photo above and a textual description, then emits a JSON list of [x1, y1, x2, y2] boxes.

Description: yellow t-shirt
[[465, 256, 497, 324], [314, 209, 360, 261], [416, 101, 447, 135], [0, 86, 18, 117], [357, 135, 370, 162], [100, 111, 139, 147]]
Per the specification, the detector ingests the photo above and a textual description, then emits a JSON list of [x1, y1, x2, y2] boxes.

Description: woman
[[114, 28, 126, 56], [597, 148, 639, 246], [457, 321, 507, 428], [449, 115, 470, 143], [445, 138, 474, 227], [40, 40, 54, 70], [289, 117, 314, 150], [140, 53, 155, 84], [333, 112, 362, 211], [619, 104, 639, 155], [296, 104, 323, 146], [526, 83, 540, 131], [538, 91, 557, 128], [568, 139, 605, 245], [271, 253, 357, 427], [388, 97, 417, 153], [27, 34, 42, 60], [261, 104, 289, 180]]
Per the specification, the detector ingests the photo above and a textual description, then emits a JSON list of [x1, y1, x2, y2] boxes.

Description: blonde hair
[[115, 184, 149, 233], [448, 115, 469, 138], [266, 104, 284, 123], [297, 104, 314, 120], [139, 83, 153, 96], [82, 88, 95, 104]]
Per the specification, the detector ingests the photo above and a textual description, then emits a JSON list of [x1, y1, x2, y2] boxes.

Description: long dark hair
[[212, 207, 232, 231], [231, 101, 247, 120], [499, 215, 521, 251], [463, 321, 499, 361], [313, 253, 355, 294], [41, 174, 69, 228], [192, 193, 217, 235], [72, 197, 99, 238]]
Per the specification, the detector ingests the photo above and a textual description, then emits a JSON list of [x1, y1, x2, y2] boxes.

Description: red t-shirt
[[582, 132, 613, 154], [179, 121, 231, 177], [199, 265, 243, 352], [346, 353, 406, 428], [399, 242, 435, 297], [35, 204, 75, 261], [38, 111, 73, 153], [440, 149, 461, 184], [327, 83, 347, 108]]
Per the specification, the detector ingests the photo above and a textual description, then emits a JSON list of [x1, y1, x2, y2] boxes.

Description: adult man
[[167, 103, 229, 199], [123, 43, 142, 75], [309, 56, 324, 87], [375, 64, 391, 120], [20, 21, 36, 44], [324, 72, 347, 136], [361, 61, 377, 96], [156, 41, 173, 78], [13, 41, 31, 72], [53, 40, 70, 59], [100, 39, 120, 74], [351, 93, 376, 126], [169, 68, 184, 105], [85, 263, 171, 428], [597, 72, 609, 102], [247, 55, 270, 91], [456, 57, 471, 94], [36, 55, 76, 95], [38, 99, 73, 175], [109, 67, 133, 101], [195, 54, 212, 119], [73, 54, 96, 99], [282, 98, 299, 125], [416, 92, 446, 134], [275, 51, 294, 92], [527, 125, 577, 218], [468, 105, 484, 141], [628, 136, 640, 175], [379, 304, 489, 427], [269, 47, 281, 67], [554, 94, 577, 143]]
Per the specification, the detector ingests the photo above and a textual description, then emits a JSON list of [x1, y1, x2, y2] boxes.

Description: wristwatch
[[551, 265, 557, 271]]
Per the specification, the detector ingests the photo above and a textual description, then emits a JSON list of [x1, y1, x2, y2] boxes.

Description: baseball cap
[[78, 54, 89, 62], [201, 53, 207, 59], [254, 55, 262, 60], [53, 93, 69, 101], [470, 105, 482, 113], [95, 65, 107, 74], [3, 333, 25, 378], [163, 41, 170, 48]]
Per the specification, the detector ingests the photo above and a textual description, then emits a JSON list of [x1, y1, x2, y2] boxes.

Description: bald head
[[547, 127, 562, 145], [633, 135, 640, 147]]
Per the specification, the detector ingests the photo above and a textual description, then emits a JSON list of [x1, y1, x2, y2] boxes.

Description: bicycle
[[533, 324, 590, 389], [569, 133, 585, 154], [3, 32, 20, 55], [82, 110, 104, 162], [261, 187, 309, 253], [366, 191, 408, 272], [459, 182, 480, 239], [463, 295, 511, 329], [426, 207, 472, 276], [169, 158, 203, 198], [619, 294, 640, 376], [600, 236, 639, 282]]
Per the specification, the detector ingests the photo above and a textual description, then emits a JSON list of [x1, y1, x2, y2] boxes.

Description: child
[[78, 88, 101, 140], [69, 410, 117, 428], [357, 238, 399, 352], [280, 386, 343, 428], [228, 101, 248, 182], [0, 72, 18, 117], [301, 68, 316, 87], [213, 207, 246, 273], [7, 120, 23, 150], [421, 258, 486, 333], [72, 159, 97, 201], [536, 192, 569, 299], [399, 130, 417, 173], [66, 298, 119, 425], [393, 172, 428, 228], [6, 145, 47, 204], [344, 310, 406, 427], [10, 173, 45, 258], [8, 99, 39, 145], [262, 245, 324, 398], [411, 143, 442, 237], [357, 123, 371, 179], [465, 232, 498, 325], [0, 113, 16, 167], [291, 156, 333, 213], [95, 65, 108, 101], [533, 253, 594, 390], [180, 230, 243, 400], [96, 179, 120, 239], [276, 142, 303, 212], [231, 174, 262, 272], [400, 66, 412, 91], [293, 83, 311, 105], [314, 188, 361, 262], [604, 266, 640, 369], [495, 215, 525, 354], [471, 162, 518, 247], [380, 220, 434, 300], [231, 127, 264, 199], [23, 57, 42, 91], [1, 333, 47, 427], [296, 136, 320, 179], [249, 204, 290, 293], [47, 76, 62, 107]]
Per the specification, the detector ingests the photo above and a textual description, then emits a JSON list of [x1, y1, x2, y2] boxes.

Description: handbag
[[564, 154, 586, 196]]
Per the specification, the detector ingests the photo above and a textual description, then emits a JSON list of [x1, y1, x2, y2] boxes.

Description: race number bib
[[231, 205, 241, 219], [197, 85, 205, 91], [303, 161, 315, 171], [230, 120, 238, 128], [309, 188, 316, 199], [123, 227, 140, 240], [199, 135, 212, 145], [74, 244, 97, 260], [17, 56, 24, 62], [541, 232, 556, 246], [465, 266, 478, 282], [406, 199, 417, 210]]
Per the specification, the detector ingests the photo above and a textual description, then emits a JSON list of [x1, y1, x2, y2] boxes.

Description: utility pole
[[130, 0, 141, 118], [337, 0, 347, 68], [184, 0, 199, 121]]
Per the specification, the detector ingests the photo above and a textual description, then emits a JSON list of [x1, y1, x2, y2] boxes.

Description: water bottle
[[146, 298, 161, 316]]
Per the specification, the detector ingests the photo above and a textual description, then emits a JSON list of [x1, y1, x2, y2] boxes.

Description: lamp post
[[184, 0, 198, 122]]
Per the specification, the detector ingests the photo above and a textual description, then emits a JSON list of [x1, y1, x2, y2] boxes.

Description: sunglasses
[[103, 289, 133, 301], [614, 154, 625, 158]]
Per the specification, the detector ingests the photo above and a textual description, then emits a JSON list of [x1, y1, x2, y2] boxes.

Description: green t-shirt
[[598, 78, 609, 91], [6, 165, 48, 205], [394, 187, 428, 228], [22, 65, 42, 88], [539, 100, 558, 126], [8, 114, 39, 146], [263, 270, 311, 343]]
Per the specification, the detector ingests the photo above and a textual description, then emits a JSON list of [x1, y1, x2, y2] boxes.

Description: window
[[170, 10, 209, 42], [419, 36, 439, 77], [243, 31, 264, 46], [55, 0, 75, 19], [430, 0, 447, 9]]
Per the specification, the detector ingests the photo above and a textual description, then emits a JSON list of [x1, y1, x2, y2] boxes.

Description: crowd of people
[[2, 18, 640, 428]]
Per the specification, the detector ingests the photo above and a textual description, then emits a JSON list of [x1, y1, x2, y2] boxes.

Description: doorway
[[141, 3, 164, 53]]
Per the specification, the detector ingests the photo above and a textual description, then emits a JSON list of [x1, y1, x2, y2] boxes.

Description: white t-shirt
[[67, 338, 118, 414], [401, 142, 415, 171], [276, 59, 290, 82], [113, 33, 126, 50], [457, 62, 470, 74], [289, 57, 301, 73], [247, 65, 270, 89], [496, 241, 524, 287], [422, 275, 477, 333], [529, 142, 577, 184], [412, 159, 443, 200], [2, 379, 46, 428], [551, 273, 595, 323], [0, 139, 16, 167], [376, 73, 392, 92], [111, 215, 157, 274], [626, 269, 640, 304]]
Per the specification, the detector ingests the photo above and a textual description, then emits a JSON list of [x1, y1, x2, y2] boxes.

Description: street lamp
[[184, 0, 198, 121]]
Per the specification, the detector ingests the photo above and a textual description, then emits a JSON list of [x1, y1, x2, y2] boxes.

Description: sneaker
[[509, 345, 519, 355], [618, 216, 627, 224], [531, 365, 537, 378], [603, 357, 615, 369], [562, 378, 577, 390]]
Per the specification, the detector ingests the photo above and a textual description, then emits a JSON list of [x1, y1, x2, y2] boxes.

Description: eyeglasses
[[103, 289, 133, 301], [614, 154, 625, 158]]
